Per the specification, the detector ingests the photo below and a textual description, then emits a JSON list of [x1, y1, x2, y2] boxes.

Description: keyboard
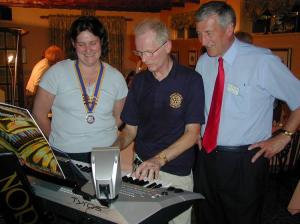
[[28, 161, 204, 224], [73, 160, 175, 200]]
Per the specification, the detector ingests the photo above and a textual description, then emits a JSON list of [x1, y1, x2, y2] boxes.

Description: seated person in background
[[235, 31, 253, 44], [32, 16, 128, 163], [114, 18, 205, 224], [26, 45, 64, 110]]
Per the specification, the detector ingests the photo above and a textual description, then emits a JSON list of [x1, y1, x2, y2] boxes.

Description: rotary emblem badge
[[170, 92, 183, 108]]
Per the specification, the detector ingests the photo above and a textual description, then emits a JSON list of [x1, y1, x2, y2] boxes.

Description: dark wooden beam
[[40, 15, 133, 21], [0, 0, 199, 12]]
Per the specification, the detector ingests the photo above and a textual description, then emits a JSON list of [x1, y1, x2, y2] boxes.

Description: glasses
[[133, 41, 167, 57]]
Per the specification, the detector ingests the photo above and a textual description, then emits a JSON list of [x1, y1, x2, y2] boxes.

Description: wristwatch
[[279, 129, 294, 137], [156, 152, 168, 165]]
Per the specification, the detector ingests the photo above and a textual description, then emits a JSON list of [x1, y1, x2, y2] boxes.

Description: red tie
[[202, 57, 225, 153]]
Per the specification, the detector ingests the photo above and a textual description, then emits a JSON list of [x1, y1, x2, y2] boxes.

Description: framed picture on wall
[[271, 48, 292, 69], [188, 50, 197, 66], [176, 28, 185, 39]]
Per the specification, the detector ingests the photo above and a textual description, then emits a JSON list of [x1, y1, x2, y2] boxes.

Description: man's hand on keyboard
[[132, 157, 161, 181]]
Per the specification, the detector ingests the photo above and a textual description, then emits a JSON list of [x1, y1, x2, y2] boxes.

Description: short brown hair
[[44, 45, 64, 65]]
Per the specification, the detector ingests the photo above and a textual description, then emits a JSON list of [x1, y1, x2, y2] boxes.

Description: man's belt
[[215, 145, 251, 152]]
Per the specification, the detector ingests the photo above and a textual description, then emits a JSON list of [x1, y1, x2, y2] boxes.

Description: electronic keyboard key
[[174, 188, 184, 193], [132, 178, 139, 185], [127, 177, 135, 184], [143, 181, 152, 188], [81, 166, 91, 173], [153, 184, 162, 189], [167, 186, 175, 191], [144, 180, 157, 188], [146, 183, 157, 188], [122, 176, 129, 182], [162, 182, 171, 188], [140, 180, 149, 186], [126, 176, 145, 186], [122, 174, 169, 188], [134, 179, 147, 186]]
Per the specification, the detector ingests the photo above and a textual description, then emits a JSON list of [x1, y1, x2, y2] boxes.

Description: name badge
[[227, 84, 239, 95]]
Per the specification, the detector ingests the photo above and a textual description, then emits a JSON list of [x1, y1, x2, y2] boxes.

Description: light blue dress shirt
[[196, 39, 300, 146]]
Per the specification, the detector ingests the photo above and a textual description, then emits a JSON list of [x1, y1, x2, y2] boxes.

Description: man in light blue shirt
[[193, 1, 300, 224]]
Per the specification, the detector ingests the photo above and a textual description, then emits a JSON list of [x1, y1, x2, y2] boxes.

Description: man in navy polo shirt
[[115, 18, 205, 224]]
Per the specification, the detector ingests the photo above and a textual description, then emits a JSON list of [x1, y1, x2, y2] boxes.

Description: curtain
[[48, 14, 126, 73], [49, 15, 75, 55], [100, 16, 126, 73]]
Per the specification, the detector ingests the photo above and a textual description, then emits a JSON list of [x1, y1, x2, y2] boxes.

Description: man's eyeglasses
[[133, 41, 167, 57]]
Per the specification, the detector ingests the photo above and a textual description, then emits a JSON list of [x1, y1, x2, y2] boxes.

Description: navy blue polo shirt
[[121, 60, 205, 176]]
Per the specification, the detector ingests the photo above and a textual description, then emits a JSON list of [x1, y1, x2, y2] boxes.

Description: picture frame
[[175, 27, 185, 39], [188, 50, 197, 66], [271, 48, 292, 69], [171, 50, 179, 62]]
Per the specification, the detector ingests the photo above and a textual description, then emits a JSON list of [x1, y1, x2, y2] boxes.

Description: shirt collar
[[147, 56, 177, 82], [222, 38, 239, 66]]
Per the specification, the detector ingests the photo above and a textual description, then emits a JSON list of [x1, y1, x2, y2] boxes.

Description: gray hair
[[195, 1, 236, 28], [134, 18, 170, 45]]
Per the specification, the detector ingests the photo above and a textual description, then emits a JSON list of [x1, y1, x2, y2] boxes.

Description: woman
[[33, 16, 128, 163]]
